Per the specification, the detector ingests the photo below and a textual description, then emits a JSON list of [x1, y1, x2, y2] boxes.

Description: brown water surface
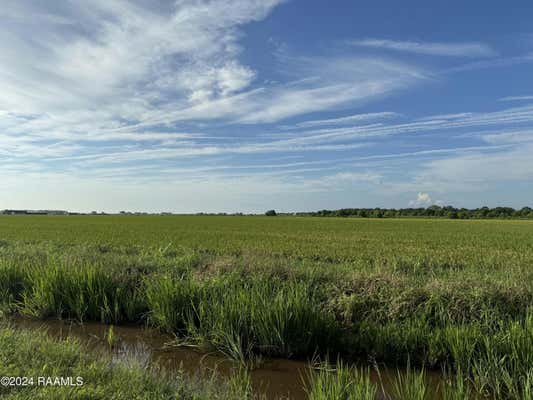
[[11, 318, 442, 399]]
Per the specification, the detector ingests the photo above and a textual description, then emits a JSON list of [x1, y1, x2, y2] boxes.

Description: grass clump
[[17, 262, 146, 323], [391, 363, 429, 400], [306, 361, 377, 400], [146, 274, 340, 362]]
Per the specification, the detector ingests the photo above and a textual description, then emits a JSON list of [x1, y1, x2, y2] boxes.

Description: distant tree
[[338, 209, 351, 217], [448, 211, 459, 219], [458, 211, 469, 219], [384, 210, 397, 218], [297, 205, 532, 220], [265, 210, 277, 216], [371, 208, 383, 218], [517, 207, 533, 218]]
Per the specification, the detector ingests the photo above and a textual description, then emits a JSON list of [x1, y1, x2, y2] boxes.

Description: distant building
[[2, 210, 30, 215], [1, 209, 68, 215]]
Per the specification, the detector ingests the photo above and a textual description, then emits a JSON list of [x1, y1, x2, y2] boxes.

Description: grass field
[[0, 215, 532, 399], [1, 215, 532, 262]]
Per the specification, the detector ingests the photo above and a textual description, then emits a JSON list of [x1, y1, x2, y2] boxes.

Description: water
[[11, 318, 442, 399]]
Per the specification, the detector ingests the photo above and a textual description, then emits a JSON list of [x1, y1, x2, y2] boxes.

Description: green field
[[0, 215, 532, 399], [1, 215, 532, 263]]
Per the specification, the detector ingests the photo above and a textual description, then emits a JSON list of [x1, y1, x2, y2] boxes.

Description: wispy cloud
[[415, 144, 533, 187], [135, 57, 427, 126], [444, 53, 533, 73], [0, 0, 285, 132], [0, 0, 429, 169], [499, 95, 533, 102], [291, 111, 401, 129], [272, 104, 533, 146], [350, 39, 497, 57], [480, 128, 533, 145]]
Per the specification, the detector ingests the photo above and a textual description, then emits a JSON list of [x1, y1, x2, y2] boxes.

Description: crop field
[[0, 215, 532, 399]]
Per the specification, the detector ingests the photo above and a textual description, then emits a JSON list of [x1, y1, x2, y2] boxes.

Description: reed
[[306, 361, 377, 400], [391, 363, 429, 400], [146, 275, 340, 361]]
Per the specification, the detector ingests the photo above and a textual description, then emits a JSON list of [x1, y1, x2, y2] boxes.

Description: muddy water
[[12, 318, 442, 399]]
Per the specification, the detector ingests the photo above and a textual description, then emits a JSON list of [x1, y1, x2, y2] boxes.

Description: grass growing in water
[[391, 363, 428, 400], [0, 324, 255, 400], [146, 274, 340, 361], [306, 361, 377, 400]]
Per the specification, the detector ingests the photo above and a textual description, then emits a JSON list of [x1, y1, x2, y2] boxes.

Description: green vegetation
[[0, 215, 532, 398], [391, 363, 430, 400], [297, 205, 533, 219], [0, 324, 255, 400], [306, 362, 377, 400]]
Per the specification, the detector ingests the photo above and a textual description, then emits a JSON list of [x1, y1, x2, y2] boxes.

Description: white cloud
[[0, 0, 283, 122], [444, 54, 533, 73], [408, 192, 433, 207], [351, 39, 497, 58], [0, 1, 430, 170], [134, 57, 427, 126], [316, 171, 382, 186], [268, 104, 533, 146], [292, 111, 401, 129], [416, 144, 533, 185], [174, 61, 257, 103], [481, 129, 533, 144], [499, 95, 533, 102]]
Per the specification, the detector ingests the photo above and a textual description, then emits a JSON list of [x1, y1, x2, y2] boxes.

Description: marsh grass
[[440, 368, 471, 400], [391, 363, 429, 400], [0, 324, 255, 400], [146, 275, 340, 362], [105, 325, 116, 348], [306, 361, 377, 400], [0, 251, 531, 399], [14, 262, 146, 323]]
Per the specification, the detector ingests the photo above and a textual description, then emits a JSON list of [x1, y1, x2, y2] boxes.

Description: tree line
[[288, 206, 533, 219]]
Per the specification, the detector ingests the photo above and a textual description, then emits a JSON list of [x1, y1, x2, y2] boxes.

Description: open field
[[1, 215, 532, 264], [0, 215, 532, 399]]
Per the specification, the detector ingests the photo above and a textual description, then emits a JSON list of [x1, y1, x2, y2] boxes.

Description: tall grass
[[441, 368, 471, 400], [14, 262, 146, 323], [0, 249, 531, 398], [146, 274, 340, 361], [391, 363, 429, 400], [306, 361, 377, 400]]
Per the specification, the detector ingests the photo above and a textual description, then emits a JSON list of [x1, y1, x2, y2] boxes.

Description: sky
[[1, 0, 533, 213]]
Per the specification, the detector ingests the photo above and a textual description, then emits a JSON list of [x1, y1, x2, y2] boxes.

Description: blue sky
[[1, 0, 533, 213]]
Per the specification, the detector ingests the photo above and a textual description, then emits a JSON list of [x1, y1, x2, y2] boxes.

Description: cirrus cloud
[[351, 38, 497, 58]]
